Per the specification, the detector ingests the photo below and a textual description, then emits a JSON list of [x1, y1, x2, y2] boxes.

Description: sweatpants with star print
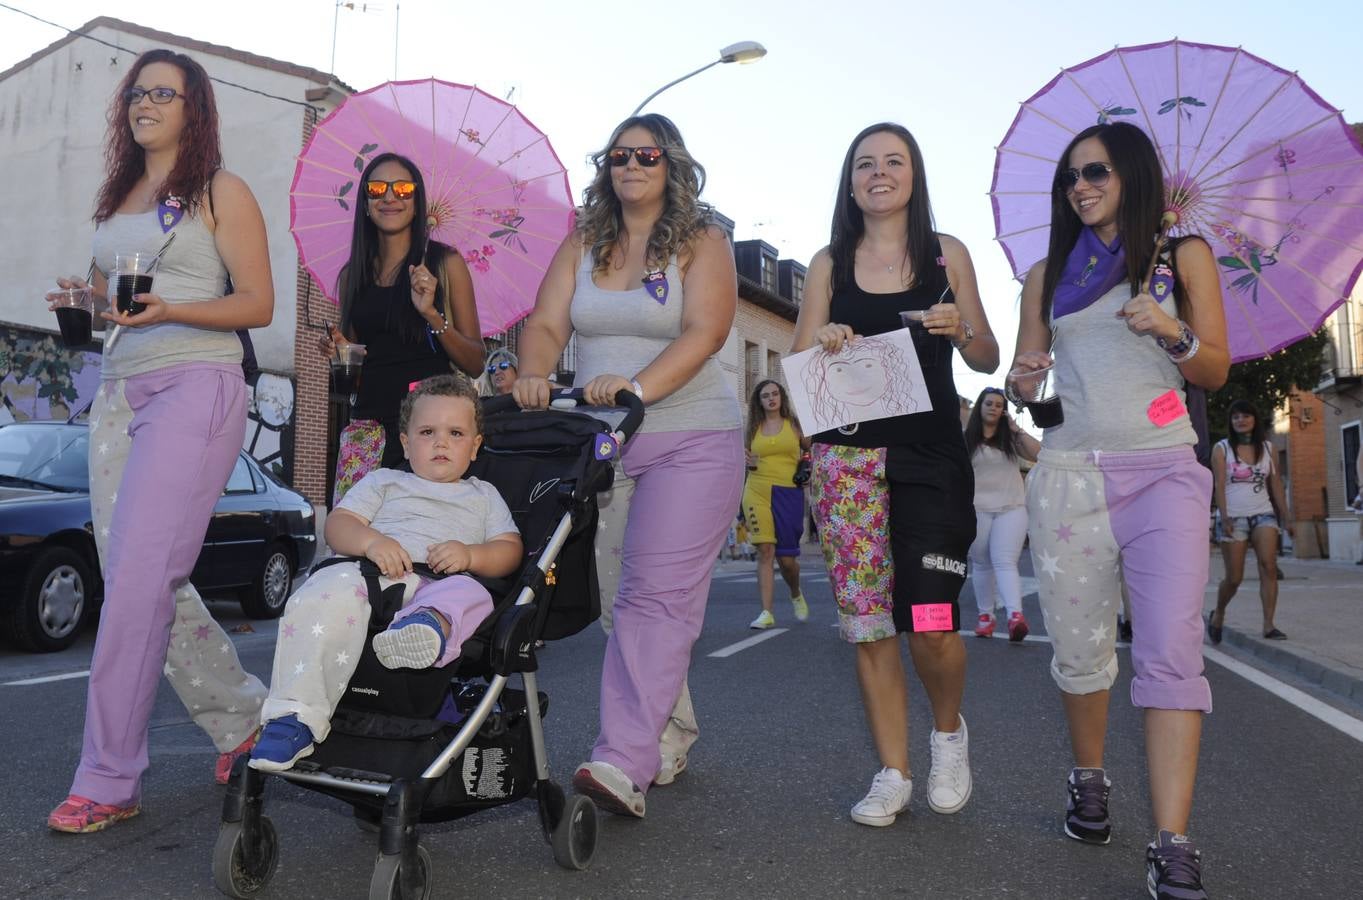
[[259, 564, 493, 741], [1026, 446, 1212, 712], [71, 365, 268, 808]]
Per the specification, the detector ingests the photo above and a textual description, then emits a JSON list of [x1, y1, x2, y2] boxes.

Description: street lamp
[[630, 41, 768, 116]]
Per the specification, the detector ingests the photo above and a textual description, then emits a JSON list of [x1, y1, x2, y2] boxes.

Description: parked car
[[0, 420, 317, 652]]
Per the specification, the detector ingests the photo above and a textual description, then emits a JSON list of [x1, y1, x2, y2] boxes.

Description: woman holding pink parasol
[[321, 153, 484, 503], [1010, 121, 1228, 898]]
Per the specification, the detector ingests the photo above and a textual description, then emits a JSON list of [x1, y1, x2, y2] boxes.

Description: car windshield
[[0, 424, 89, 491]]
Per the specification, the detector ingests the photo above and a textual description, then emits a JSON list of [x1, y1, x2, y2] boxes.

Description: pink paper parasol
[[290, 78, 575, 336], [991, 39, 1363, 362]]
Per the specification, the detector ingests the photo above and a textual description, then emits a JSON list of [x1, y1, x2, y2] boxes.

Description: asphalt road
[[2, 552, 1360, 899]]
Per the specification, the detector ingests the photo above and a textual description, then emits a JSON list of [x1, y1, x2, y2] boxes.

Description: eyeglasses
[[1059, 162, 1113, 193], [486, 361, 514, 374], [365, 180, 418, 200], [606, 146, 666, 168], [124, 87, 183, 105]]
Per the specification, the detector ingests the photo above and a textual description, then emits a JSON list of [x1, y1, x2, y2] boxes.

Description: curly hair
[[745, 379, 803, 447], [579, 113, 712, 274], [94, 49, 222, 223], [802, 337, 918, 427], [399, 373, 483, 435]]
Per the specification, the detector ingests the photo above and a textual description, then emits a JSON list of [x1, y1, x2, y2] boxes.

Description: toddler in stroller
[[214, 382, 643, 899]]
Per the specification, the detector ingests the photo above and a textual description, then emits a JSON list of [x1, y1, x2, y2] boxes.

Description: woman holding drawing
[[791, 122, 998, 827]]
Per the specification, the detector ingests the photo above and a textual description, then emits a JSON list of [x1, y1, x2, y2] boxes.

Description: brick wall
[[732, 300, 797, 410], [291, 107, 333, 505], [1280, 390, 1329, 557]]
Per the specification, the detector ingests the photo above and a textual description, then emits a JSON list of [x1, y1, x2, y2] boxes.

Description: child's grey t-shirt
[[336, 469, 518, 564]]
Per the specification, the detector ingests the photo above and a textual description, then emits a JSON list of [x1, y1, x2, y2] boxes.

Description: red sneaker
[[1008, 612, 1030, 643], [974, 613, 995, 638], [214, 728, 260, 785], [47, 795, 140, 833]]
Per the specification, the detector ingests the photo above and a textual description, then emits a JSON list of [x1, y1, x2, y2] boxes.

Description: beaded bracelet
[[428, 317, 450, 336], [1156, 319, 1194, 358], [1169, 334, 1201, 364]]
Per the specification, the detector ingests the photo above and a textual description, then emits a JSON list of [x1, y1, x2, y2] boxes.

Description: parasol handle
[[1141, 209, 1180, 294]]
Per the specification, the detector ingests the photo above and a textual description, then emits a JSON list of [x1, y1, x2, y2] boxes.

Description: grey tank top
[[93, 208, 242, 380], [1043, 281, 1197, 452], [570, 252, 740, 435]]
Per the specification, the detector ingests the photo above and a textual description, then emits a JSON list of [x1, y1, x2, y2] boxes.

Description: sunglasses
[[1059, 162, 1113, 192], [982, 387, 1005, 396], [486, 361, 514, 374], [124, 87, 182, 105], [606, 146, 666, 168], [365, 180, 418, 200]]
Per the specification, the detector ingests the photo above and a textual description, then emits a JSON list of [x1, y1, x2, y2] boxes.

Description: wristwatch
[[952, 319, 975, 350]]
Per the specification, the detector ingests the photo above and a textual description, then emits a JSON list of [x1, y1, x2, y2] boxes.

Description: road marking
[[1203, 647, 1363, 743], [708, 629, 788, 658], [3, 669, 90, 686]]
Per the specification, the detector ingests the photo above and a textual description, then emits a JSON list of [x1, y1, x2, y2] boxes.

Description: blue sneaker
[[372, 609, 447, 670], [248, 715, 315, 772]]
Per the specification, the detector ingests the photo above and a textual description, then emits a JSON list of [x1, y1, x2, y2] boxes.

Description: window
[[761, 255, 778, 293], [744, 341, 761, 404], [792, 273, 805, 303], [224, 455, 256, 494], [1344, 421, 1361, 508]]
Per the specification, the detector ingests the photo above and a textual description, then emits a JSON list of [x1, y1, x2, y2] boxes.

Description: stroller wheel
[[551, 793, 598, 871], [369, 844, 432, 900], [211, 817, 279, 898]]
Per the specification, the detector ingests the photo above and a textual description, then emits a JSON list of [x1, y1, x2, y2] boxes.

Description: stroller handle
[[483, 387, 645, 445]]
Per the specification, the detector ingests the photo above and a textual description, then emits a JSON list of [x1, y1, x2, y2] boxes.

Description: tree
[[1207, 328, 1329, 443]]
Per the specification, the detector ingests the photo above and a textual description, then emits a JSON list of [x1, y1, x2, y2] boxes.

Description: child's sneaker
[[790, 594, 809, 622], [850, 767, 912, 826], [974, 613, 995, 637], [47, 795, 140, 833], [1007, 611, 1030, 642], [927, 715, 972, 814], [749, 609, 775, 630], [249, 714, 316, 772], [214, 728, 260, 785], [572, 761, 645, 818], [1064, 767, 1112, 844], [1146, 830, 1208, 899], [372, 609, 447, 670]]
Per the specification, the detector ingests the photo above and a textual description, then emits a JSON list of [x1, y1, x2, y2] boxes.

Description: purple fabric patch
[[594, 433, 618, 461], [1052, 227, 1126, 320], [158, 197, 185, 233], [642, 271, 668, 305]]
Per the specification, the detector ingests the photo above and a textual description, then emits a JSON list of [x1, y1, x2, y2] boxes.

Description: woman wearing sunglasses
[[322, 152, 483, 503], [46, 49, 275, 832], [964, 387, 1039, 641], [479, 347, 518, 396], [1009, 121, 1228, 898], [792, 122, 999, 828], [512, 114, 742, 817]]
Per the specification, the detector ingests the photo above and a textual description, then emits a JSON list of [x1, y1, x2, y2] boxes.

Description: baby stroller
[[212, 389, 643, 900]]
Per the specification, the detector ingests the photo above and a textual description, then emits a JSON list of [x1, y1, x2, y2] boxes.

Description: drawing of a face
[[825, 355, 890, 406]]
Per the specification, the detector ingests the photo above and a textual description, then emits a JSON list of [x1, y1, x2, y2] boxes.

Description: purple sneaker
[[1146, 830, 1208, 899], [1064, 767, 1112, 845]]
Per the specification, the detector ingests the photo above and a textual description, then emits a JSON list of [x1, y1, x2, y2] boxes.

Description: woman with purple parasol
[[1010, 121, 1229, 898]]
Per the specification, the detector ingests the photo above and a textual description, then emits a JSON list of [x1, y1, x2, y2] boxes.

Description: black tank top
[[812, 239, 964, 449]]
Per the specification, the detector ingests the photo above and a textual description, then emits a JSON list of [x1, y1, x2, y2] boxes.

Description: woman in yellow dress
[[744, 380, 810, 628]]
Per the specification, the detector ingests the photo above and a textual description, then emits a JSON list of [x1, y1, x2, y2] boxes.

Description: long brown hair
[[745, 379, 803, 447], [964, 387, 1018, 461], [94, 49, 222, 223]]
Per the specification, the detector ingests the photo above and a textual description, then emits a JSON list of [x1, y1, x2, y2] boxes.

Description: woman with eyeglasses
[[512, 114, 742, 817], [742, 379, 810, 630], [1009, 121, 1228, 897], [322, 152, 483, 504], [45, 49, 275, 832], [480, 347, 518, 396], [964, 387, 1039, 641], [792, 122, 999, 828]]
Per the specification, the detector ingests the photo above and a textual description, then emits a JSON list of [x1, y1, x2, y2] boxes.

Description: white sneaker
[[572, 761, 645, 818], [654, 753, 688, 786], [927, 715, 972, 814], [749, 609, 775, 629], [850, 767, 912, 826]]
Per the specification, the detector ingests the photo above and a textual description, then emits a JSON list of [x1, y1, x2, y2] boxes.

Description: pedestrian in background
[[742, 379, 810, 630], [964, 386, 1039, 641]]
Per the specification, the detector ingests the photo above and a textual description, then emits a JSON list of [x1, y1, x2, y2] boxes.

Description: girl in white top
[[963, 387, 1040, 641], [1209, 399, 1291, 641]]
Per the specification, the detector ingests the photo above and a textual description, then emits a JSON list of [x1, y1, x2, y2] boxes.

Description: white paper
[[783, 329, 932, 435]]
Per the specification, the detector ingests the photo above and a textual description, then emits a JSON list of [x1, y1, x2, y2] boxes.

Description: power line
[[0, 3, 325, 113]]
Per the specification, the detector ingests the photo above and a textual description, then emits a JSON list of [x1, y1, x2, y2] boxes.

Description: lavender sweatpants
[[591, 428, 743, 789], [72, 364, 265, 807], [1026, 446, 1212, 712]]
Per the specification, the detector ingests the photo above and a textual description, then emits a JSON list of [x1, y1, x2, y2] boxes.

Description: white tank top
[[1219, 439, 1275, 518], [972, 444, 1025, 512]]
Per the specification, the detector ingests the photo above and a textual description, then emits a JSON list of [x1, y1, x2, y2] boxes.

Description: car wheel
[[240, 542, 293, 620], [7, 546, 92, 652]]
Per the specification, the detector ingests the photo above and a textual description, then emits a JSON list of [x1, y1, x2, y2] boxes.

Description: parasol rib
[[1188, 68, 1298, 189], [1113, 46, 1174, 180]]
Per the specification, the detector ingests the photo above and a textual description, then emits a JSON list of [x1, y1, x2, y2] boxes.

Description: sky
[[3, 0, 1361, 402]]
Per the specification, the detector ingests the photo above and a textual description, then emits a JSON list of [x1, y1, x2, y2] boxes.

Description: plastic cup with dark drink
[[48, 287, 94, 347], [1006, 360, 1064, 428], [900, 309, 942, 366], [114, 252, 155, 316], [330, 342, 367, 405]]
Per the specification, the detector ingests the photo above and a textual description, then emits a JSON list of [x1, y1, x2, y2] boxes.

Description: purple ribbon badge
[[642, 271, 668, 305], [158, 196, 184, 233], [594, 433, 619, 461]]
